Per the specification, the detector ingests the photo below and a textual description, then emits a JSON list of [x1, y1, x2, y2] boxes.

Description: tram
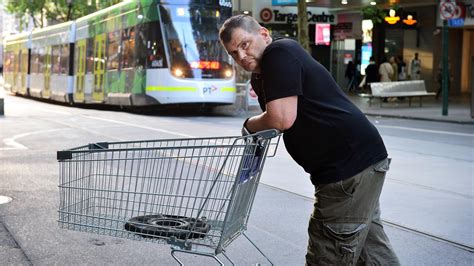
[[3, 0, 236, 107]]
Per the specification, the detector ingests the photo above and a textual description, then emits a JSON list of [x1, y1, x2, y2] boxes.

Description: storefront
[[435, 1, 474, 97], [252, 0, 336, 70]]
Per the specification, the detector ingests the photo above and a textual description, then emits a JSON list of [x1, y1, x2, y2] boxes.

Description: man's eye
[[242, 42, 249, 49]]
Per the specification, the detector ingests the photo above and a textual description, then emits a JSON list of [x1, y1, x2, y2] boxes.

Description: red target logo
[[260, 8, 273, 23]]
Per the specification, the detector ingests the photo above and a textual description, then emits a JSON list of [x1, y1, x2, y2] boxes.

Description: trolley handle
[[244, 129, 281, 158], [246, 129, 281, 140]]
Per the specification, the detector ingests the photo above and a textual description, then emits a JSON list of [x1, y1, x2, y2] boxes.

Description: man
[[362, 56, 378, 91], [408, 52, 421, 80], [219, 15, 399, 265]]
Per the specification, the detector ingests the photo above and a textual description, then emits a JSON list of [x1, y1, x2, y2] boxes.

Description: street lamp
[[66, 0, 73, 21]]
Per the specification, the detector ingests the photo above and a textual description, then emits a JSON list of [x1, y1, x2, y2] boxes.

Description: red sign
[[315, 23, 330, 46]]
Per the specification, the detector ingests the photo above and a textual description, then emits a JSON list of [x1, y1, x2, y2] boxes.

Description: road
[[1, 93, 473, 265]]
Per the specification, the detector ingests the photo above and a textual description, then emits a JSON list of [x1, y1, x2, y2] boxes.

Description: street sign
[[440, 1, 457, 20], [439, 0, 464, 20], [448, 18, 465, 27]]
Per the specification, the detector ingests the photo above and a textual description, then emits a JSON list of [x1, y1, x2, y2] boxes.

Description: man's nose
[[237, 49, 246, 61]]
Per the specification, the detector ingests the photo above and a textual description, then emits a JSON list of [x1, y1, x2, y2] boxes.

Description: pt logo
[[203, 85, 218, 94]]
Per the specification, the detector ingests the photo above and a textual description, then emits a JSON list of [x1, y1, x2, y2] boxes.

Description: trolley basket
[[57, 129, 281, 265]]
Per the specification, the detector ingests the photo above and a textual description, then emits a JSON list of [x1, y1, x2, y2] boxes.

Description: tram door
[[43, 46, 51, 98], [75, 39, 86, 102], [93, 33, 106, 102]]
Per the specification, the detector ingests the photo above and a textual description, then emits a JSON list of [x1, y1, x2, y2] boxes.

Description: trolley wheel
[[124, 214, 211, 239]]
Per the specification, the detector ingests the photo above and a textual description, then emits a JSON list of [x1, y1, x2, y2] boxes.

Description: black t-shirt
[[251, 39, 387, 184], [365, 63, 379, 83]]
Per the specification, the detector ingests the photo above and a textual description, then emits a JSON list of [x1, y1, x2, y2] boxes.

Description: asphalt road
[[1, 94, 473, 265]]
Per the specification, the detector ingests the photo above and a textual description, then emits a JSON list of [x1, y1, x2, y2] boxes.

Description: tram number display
[[203, 85, 218, 94]]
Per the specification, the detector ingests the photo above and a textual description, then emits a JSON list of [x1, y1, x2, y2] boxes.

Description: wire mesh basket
[[57, 129, 281, 265]]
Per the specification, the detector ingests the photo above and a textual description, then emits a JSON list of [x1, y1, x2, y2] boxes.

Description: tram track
[[261, 183, 474, 254]]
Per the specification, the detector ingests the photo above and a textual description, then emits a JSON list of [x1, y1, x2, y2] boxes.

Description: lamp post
[[66, 0, 73, 21]]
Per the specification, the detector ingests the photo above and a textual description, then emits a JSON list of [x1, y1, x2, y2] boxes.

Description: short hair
[[219, 15, 261, 44]]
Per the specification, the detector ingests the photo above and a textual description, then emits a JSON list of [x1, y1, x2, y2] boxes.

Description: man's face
[[223, 27, 271, 73]]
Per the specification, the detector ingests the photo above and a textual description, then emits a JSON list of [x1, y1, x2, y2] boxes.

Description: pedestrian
[[379, 56, 393, 82], [397, 55, 407, 81], [219, 15, 400, 265], [389, 56, 398, 82], [408, 52, 421, 80], [361, 56, 379, 92], [345, 60, 356, 92]]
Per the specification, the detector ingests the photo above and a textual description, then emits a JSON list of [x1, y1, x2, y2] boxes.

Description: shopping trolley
[[57, 129, 281, 265]]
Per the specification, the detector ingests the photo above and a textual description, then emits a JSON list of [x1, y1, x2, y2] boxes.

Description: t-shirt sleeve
[[261, 45, 303, 103]]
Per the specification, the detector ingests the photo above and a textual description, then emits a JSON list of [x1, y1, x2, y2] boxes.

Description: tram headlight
[[224, 69, 233, 78], [173, 68, 184, 77]]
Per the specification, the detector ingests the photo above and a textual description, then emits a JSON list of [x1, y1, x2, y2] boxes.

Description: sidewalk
[[222, 92, 474, 124], [348, 93, 474, 124]]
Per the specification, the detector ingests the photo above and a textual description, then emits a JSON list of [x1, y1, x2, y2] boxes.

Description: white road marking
[[376, 125, 474, 137], [83, 116, 195, 138], [1, 128, 68, 151]]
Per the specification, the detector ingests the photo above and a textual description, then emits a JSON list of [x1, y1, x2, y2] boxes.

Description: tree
[[297, 0, 310, 53], [5, 0, 121, 29]]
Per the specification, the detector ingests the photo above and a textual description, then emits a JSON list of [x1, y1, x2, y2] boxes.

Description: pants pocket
[[322, 223, 367, 264], [373, 158, 391, 173]]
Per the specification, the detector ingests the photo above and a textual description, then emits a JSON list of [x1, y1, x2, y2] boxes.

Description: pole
[[297, 0, 310, 53], [442, 20, 449, 116]]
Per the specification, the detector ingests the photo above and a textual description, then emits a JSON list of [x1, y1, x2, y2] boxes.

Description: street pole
[[442, 20, 449, 116], [66, 0, 73, 21], [297, 0, 310, 53]]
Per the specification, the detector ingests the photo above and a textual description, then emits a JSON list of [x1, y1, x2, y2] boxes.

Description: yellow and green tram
[[3, 0, 236, 106]]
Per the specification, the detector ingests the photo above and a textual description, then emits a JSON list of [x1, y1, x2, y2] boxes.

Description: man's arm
[[245, 96, 297, 133]]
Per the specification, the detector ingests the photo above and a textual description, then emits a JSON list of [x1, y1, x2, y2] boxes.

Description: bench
[[359, 80, 436, 107]]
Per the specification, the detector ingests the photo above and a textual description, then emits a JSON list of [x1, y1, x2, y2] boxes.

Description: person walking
[[379, 57, 393, 82], [408, 52, 421, 80], [219, 15, 399, 265], [389, 56, 398, 82], [345, 61, 356, 92], [361, 56, 379, 92], [397, 55, 407, 81]]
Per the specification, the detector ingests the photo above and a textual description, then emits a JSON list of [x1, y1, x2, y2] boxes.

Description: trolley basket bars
[[57, 129, 281, 265]]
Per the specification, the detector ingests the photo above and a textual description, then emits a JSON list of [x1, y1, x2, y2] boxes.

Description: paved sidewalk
[[348, 92, 474, 124], [223, 92, 474, 124]]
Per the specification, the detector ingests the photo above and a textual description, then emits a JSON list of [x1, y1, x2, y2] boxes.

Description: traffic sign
[[439, 0, 463, 20]]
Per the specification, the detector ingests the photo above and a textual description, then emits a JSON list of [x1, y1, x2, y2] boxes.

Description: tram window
[[107, 31, 121, 70], [31, 48, 38, 74], [122, 27, 135, 69], [137, 21, 166, 69], [18, 50, 24, 73], [60, 44, 69, 74], [52, 45, 61, 74], [38, 47, 45, 73], [21, 49, 28, 74], [4, 52, 12, 73], [86, 38, 94, 74]]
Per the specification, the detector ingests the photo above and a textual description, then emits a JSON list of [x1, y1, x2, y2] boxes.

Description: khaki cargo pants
[[306, 158, 400, 265]]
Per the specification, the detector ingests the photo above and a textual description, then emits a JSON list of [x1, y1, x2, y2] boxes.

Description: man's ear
[[259, 27, 271, 43]]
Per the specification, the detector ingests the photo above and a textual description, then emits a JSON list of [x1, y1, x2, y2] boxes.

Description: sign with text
[[254, 0, 336, 25]]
